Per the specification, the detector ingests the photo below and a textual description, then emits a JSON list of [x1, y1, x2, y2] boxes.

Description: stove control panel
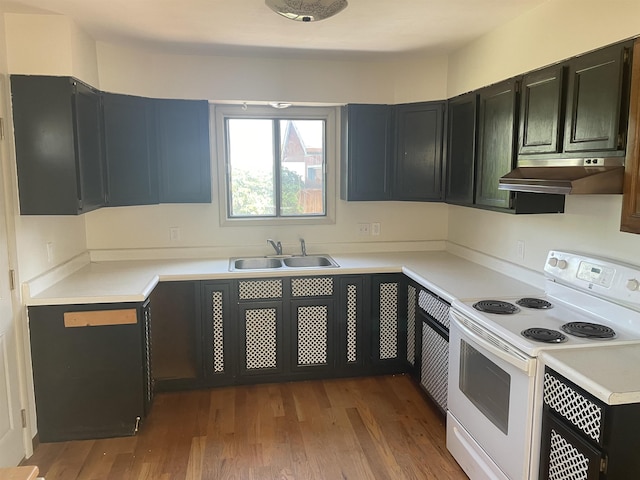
[[545, 250, 640, 308]]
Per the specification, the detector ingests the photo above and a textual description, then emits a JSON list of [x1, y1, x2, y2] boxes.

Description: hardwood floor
[[22, 375, 468, 479]]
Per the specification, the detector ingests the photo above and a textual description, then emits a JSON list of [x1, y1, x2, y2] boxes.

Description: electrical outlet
[[170, 227, 181, 241], [358, 223, 371, 236], [371, 223, 381, 236], [517, 240, 525, 260]]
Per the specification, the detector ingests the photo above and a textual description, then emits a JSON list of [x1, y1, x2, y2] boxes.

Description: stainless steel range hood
[[498, 158, 625, 195]]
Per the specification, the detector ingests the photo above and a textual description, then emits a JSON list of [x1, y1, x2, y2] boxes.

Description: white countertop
[[25, 251, 543, 306], [540, 345, 640, 405]]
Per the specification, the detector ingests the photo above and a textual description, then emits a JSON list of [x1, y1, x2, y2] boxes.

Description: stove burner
[[517, 297, 553, 309], [561, 322, 616, 339], [473, 300, 520, 315], [522, 328, 567, 343]]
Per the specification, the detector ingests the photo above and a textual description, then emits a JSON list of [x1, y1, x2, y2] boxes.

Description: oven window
[[459, 339, 510, 434]]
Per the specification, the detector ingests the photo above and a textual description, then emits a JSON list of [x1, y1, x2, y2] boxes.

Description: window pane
[[227, 119, 275, 216], [279, 119, 325, 216]]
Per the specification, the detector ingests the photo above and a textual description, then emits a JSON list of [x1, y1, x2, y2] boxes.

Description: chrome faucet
[[267, 238, 282, 255], [300, 238, 306, 256]]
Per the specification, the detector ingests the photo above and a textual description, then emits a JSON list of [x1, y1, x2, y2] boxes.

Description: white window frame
[[213, 104, 337, 226]]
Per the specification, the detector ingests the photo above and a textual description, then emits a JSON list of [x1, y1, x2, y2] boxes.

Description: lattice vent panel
[[379, 282, 398, 360], [212, 291, 224, 373], [346, 284, 358, 363], [245, 308, 278, 370], [291, 277, 333, 297], [547, 429, 590, 480], [143, 304, 153, 407], [297, 306, 328, 365], [420, 325, 448, 410], [543, 372, 603, 442], [418, 289, 450, 329], [407, 285, 416, 366], [239, 279, 283, 300]]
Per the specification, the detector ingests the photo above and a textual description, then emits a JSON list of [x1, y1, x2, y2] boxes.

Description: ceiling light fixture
[[265, 0, 348, 22]]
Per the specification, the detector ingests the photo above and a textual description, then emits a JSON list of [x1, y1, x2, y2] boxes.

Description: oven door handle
[[450, 310, 534, 375]]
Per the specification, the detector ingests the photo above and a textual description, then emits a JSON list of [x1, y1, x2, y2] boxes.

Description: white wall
[[446, 0, 640, 270], [2, 14, 98, 282]]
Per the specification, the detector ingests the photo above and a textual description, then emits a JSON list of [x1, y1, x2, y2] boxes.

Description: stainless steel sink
[[229, 254, 338, 271], [232, 257, 283, 270], [283, 255, 338, 268]]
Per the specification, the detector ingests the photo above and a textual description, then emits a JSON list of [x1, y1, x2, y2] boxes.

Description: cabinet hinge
[[600, 455, 608, 474], [78, 199, 83, 211], [20, 409, 27, 428], [618, 132, 626, 149], [9, 269, 15, 291]]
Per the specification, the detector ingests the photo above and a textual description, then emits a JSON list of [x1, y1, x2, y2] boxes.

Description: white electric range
[[446, 250, 640, 480]]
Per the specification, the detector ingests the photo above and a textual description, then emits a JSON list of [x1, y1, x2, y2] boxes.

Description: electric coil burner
[[561, 321, 616, 339], [517, 298, 553, 309], [473, 300, 520, 314], [521, 328, 567, 343]]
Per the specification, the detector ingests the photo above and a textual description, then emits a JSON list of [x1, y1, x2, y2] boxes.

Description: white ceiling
[[0, 0, 549, 59]]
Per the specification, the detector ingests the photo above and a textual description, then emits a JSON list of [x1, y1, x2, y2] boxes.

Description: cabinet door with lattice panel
[[202, 281, 234, 386], [370, 274, 407, 371]]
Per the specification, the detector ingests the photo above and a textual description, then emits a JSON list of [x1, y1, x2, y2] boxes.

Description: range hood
[[498, 159, 625, 195]]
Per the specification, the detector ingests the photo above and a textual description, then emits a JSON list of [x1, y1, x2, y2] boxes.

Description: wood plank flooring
[[22, 375, 468, 480]]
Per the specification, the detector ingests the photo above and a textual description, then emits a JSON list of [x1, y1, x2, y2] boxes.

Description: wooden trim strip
[[63, 309, 137, 327]]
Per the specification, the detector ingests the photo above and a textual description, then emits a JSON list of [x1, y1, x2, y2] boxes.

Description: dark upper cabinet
[[341, 102, 444, 202], [622, 38, 640, 234], [394, 101, 445, 201], [156, 99, 211, 203], [476, 78, 520, 210], [564, 41, 632, 154], [341, 104, 393, 201], [445, 92, 477, 205], [519, 64, 566, 156], [103, 93, 159, 206], [11, 75, 106, 215]]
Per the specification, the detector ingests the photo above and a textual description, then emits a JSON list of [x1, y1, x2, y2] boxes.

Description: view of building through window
[[226, 117, 326, 218]]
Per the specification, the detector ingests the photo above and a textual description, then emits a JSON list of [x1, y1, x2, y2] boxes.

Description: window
[[214, 105, 337, 225]]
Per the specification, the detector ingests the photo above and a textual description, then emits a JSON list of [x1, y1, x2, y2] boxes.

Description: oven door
[[447, 309, 536, 480]]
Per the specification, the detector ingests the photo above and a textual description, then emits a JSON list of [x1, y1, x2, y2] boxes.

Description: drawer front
[[418, 289, 450, 330], [238, 279, 283, 300], [291, 276, 334, 297], [543, 370, 604, 444]]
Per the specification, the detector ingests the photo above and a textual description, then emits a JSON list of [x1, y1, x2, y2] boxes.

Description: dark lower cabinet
[[539, 368, 640, 479], [150, 281, 202, 390], [28, 301, 151, 442], [202, 281, 233, 385], [370, 274, 407, 371]]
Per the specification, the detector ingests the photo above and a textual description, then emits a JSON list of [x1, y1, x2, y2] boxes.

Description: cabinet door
[[238, 302, 284, 377], [406, 283, 418, 374], [74, 82, 106, 213], [519, 64, 566, 156], [539, 412, 602, 480], [371, 274, 406, 369], [103, 93, 159, 206], [141, 300, 154, 416], [11, 75, 99, 214], [564, 42, 631, 153], [290, 298, 334, 374], [394, 102, 444, 201], [337, 276, 368, 372], [149, 281, 202, 390], [420, 319, 448, 412], [476, 78, 519, 210], [202, 282, 233, 385], [156, 99, 212, 203], [445, 92, 477, 205], [340, 104, 393, 200]]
